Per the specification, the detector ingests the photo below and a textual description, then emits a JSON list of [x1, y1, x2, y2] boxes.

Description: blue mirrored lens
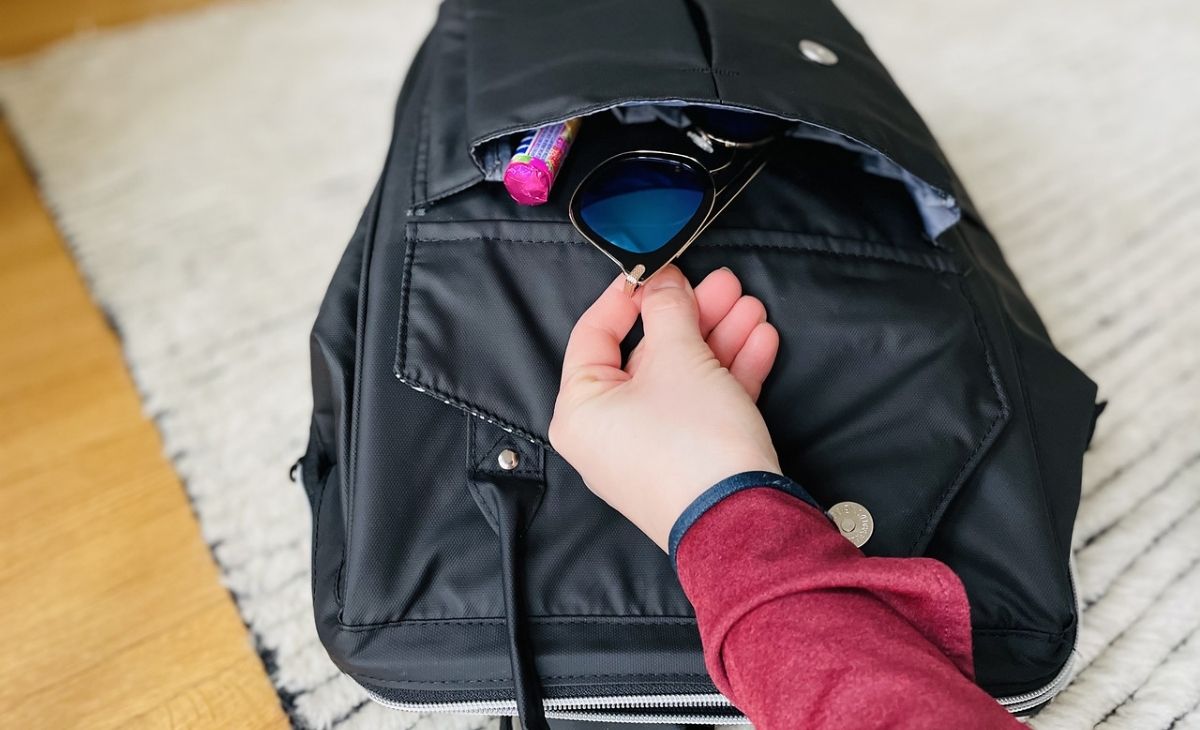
[[578, 157, 707, 254], [687, 106, 785, 143]]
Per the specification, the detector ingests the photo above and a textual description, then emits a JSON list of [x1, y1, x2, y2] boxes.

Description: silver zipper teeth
[[365, 689, 746, 724], [367, 652, 1072, 723]]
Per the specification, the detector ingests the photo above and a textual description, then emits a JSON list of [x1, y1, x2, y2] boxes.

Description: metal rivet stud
[[799, 39, 838, 66], [497, 448, 520, 471], [827, 501, 873, 547]]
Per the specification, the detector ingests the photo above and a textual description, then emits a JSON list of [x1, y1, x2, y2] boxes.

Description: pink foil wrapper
[[503, 118, 581, 206]]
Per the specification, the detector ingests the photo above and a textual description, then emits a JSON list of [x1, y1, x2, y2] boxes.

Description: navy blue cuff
[[667, 471, 823, 569]]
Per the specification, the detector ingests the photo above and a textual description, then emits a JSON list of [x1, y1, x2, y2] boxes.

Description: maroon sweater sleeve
[[675, 487, 1022, 729]]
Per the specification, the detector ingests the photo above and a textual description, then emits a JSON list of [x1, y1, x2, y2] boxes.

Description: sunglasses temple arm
[[697, 154, 771, 238], [655, 154, 770, 282]]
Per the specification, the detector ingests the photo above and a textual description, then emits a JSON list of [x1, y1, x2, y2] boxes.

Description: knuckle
[[559, 367, 592, 393]]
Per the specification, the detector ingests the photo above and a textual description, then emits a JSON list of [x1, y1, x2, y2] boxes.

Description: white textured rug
[[2, 0, 1198, 728]]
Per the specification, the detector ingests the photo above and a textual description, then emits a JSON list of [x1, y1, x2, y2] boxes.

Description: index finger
[[560, 274, 641, 384]]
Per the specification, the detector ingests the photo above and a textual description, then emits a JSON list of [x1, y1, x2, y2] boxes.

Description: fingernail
[[646, 272, 684, 291], [719, 266, 733, 273]]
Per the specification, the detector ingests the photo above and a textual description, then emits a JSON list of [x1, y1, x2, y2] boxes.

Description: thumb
[[638, 266, 706, 350]]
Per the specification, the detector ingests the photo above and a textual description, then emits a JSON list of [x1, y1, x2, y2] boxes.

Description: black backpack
[[298, 0, 1100, 725]]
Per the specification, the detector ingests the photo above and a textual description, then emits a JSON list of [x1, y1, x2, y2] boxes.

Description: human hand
[[549, 265, 783, 551]]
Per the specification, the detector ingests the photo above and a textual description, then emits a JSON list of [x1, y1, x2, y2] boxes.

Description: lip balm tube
[[503, 118, 581, 206]]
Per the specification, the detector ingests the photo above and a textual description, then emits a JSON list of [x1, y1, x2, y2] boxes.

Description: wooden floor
[[0, 4, 289, 729]]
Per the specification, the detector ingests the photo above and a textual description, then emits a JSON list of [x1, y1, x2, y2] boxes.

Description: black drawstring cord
[[469, 463, 549, 730], [494, 499, 550, 730]]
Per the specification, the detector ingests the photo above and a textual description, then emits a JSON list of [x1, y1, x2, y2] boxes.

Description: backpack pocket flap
[[423, 0, 959, 235]]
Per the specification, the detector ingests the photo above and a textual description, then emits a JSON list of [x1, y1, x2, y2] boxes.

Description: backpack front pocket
[[392, 217, 1008, 566]]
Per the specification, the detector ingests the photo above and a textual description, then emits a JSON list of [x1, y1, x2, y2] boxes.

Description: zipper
[[366, 642, 1074, 723], [364, 688, 747, 725]]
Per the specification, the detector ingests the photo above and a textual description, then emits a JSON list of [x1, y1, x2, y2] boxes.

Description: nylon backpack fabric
[[299, 0, 1100, 724]]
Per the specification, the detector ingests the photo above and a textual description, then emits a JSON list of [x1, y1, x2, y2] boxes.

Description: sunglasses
[[569, 111, 781, 295]]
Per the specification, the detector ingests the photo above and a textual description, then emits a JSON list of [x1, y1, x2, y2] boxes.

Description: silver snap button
[[497, 448, 520, 471], [798, 39, 838, 66], [827, 501, 873, 547]]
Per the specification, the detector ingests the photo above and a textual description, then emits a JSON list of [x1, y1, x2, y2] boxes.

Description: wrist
[[667, 471, 822, 566], [645, 454, 781, 551]]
